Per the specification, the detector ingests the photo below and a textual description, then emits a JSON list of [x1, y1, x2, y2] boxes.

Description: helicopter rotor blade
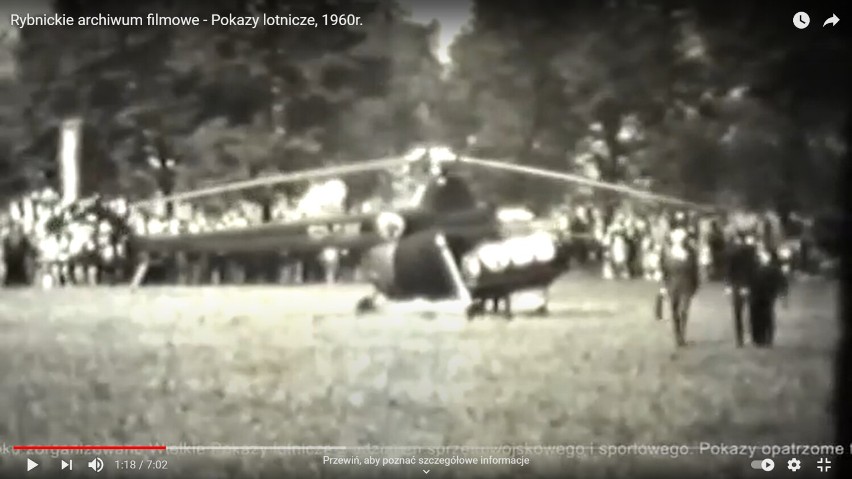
[[458, 155, 717, 212], [130, 156, 412, 208]]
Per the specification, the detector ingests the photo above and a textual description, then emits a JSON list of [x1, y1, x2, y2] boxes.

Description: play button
[[27, 458, 39, 471]]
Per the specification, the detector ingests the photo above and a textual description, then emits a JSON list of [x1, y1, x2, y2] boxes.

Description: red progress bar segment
[[14, 445, 166, 451]]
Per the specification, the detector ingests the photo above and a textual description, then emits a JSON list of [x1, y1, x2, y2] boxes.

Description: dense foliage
[[1, 0, 847, 214], [446, 1, 848, 212]]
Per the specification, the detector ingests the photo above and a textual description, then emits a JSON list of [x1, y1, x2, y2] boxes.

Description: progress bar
[[14, 446, 167, 451], [11, 445, 348, 452], [168, 446, 348, 451]]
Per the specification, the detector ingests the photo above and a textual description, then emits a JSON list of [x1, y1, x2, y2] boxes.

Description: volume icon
[[88, 457, 104, 472]]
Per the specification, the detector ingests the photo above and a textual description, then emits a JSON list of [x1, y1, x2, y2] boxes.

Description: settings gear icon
[[787, 458, 802, 472]]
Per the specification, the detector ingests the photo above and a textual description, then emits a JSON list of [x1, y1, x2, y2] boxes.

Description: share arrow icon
[[823, 14, 839, 27]]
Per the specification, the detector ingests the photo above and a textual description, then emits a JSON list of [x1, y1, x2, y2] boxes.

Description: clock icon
[[793, 12, 810, 29]]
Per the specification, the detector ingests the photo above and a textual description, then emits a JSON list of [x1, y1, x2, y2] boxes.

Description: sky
[[0, 0, 474, 74], [399, 0, 473, 64]]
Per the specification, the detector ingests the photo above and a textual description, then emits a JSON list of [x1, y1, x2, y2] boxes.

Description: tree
[[13, 1, 184, 197], [686, 1, 849, 212], [443, 1, 680, 206], [164, 0, 442, 211], [443, 0, 848, 212], [10, 0, 444, 210]]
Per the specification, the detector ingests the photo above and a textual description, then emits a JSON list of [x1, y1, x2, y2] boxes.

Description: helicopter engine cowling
[[465, 232, 558, 278], [476, 242, 510, 273]]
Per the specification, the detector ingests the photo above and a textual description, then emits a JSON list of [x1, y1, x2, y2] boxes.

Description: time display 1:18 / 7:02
[[114, 459, 169, 470]]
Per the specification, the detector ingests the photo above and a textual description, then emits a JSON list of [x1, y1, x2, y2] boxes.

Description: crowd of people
[[0, 185, 345, 287], [0, 183, 832, 289], [552, 202, 821, 283]]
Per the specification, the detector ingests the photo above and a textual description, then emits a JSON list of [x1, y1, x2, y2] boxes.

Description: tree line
[[0, 0, 847, 216]]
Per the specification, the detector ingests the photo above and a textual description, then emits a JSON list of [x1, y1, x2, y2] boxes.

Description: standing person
[[658, 226, 700, 346], [1, 224, 34, 286], [723, 210, 786, 347], [603, 215, 630, 280], [749, 209, 788, 346], [591, 206, 606, 263], [723, 211, 759, 347], [571, 206, 591, 266], [707, 218, 726, 280], [652, 212, 671, 319], [746, 240, 788, 346]]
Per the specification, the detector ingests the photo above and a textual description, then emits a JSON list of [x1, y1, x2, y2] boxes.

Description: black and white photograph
[[0, 1, 849, 478]]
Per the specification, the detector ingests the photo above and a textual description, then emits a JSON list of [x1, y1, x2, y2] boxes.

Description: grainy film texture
[[0, 1, 848, 478]]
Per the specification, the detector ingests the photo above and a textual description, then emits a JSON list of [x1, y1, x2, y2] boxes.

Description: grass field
[[0, 274, 838, 478]]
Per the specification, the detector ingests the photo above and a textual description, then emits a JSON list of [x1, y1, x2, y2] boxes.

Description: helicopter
[[130, 145, 712, 319]]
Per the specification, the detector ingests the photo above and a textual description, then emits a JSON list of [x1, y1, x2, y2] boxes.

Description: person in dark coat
[[746, 241, 788, 347], [2, 225, 35, 286], [725, 229, 759, 347], [723, 214, 787, 347], [723, 211, 763, 347]]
